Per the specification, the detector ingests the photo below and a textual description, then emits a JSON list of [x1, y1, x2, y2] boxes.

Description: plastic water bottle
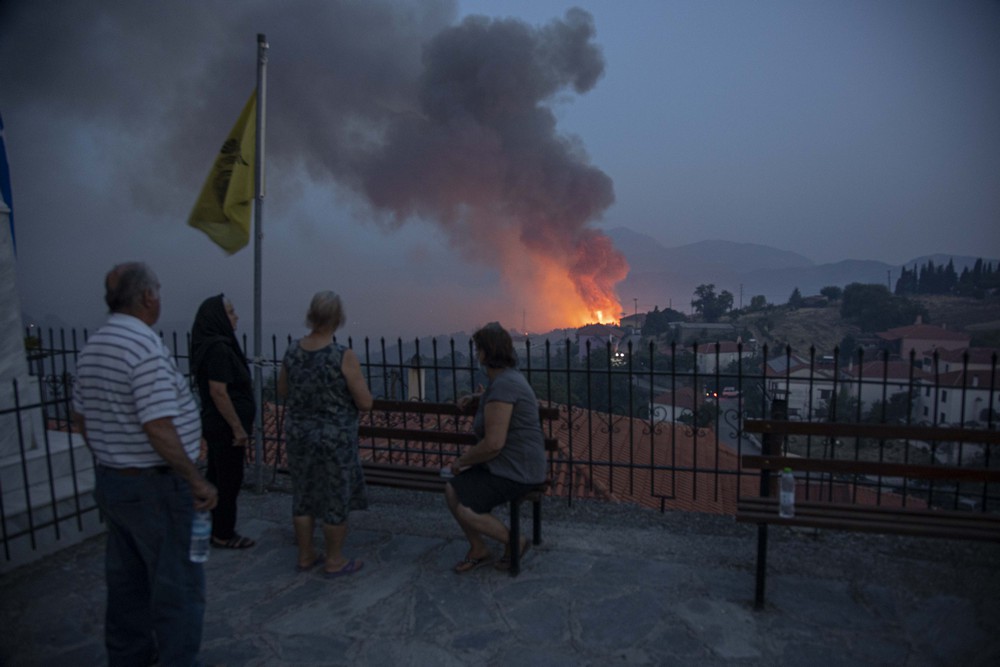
[[779, 468, 795, 518], [190, 511, 211, 563]]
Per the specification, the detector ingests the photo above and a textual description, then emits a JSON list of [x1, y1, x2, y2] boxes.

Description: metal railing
[[3, 327, 998, 565]]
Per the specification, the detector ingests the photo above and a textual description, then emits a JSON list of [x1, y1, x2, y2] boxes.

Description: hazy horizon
[[21, 234, 995, 343], [3, 1, 998, 341]]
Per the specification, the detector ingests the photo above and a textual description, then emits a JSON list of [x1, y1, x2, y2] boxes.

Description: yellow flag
[[188, 91, 256, 253]]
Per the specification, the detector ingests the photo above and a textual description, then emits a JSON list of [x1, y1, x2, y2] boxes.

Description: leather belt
[[99, 464, 172, 476]]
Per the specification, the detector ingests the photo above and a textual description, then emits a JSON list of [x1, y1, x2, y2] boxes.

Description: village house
[[765, 353, 837, 419], [842, 359, 928, 412], [695, 340, 754, 375], [930, 346, 999, 374], [574, 323, 625, 360], [618, 312, 646, 331], [917, 368, 999, 428], [877, 319, 971, 360], [670, 321, 737, 344]]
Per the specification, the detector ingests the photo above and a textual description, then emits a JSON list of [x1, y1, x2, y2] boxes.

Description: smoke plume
[[356, 10, 628, 321], [0, 0, 627, 326]]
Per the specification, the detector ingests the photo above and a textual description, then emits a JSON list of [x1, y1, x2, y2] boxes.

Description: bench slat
[[360, 425, 476, 446], [741, 454, 1000, 483], [743, 419, 1000, 445], [371, 398, 469, 416], [738, 497, 1000, 525], [361, 461, 551, 497], [370, 398, 560, 421], [736, 498, 1000, 541]]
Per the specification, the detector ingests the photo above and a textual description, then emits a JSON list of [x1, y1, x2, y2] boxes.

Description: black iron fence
[[3, 327, 998, 566]]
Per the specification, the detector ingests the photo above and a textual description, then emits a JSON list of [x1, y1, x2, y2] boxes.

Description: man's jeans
[[94, 466, 205, 667]]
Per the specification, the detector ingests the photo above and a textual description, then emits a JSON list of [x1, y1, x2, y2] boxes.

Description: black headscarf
[[190, 294, 246, 380]]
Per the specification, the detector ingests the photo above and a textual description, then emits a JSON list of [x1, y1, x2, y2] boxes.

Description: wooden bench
[[737, 417, 1000, 608], [358, 398, 561, 576]]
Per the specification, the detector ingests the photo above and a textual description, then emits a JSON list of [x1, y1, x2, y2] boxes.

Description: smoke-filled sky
[[2, 0, 998, 341]]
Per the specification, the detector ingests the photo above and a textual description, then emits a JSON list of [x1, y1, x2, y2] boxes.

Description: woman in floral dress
[[278, 291, 373, 577]]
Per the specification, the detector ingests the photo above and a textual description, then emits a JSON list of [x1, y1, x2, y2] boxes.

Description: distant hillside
[[607, 226, 997, 314], [731, 295, 1000, 355]]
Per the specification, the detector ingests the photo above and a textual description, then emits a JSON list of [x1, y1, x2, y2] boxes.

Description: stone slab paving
[[2, 485, 999, 666]]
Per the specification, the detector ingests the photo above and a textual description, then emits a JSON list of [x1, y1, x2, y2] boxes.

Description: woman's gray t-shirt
[[473, 368, 547, 485]]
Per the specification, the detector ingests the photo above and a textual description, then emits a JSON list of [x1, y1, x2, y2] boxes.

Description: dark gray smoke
[[0, 0, 626, 319], [356, 10, 627, 316]]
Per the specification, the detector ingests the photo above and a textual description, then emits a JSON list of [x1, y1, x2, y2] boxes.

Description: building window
[[925, 387, 931, 397], [819, 389, 831, 400], [923, 406, 929, 417], [941, 390, 947, 402]]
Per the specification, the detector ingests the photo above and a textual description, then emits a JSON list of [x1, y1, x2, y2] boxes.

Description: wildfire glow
[[494, 238, 625, 331]]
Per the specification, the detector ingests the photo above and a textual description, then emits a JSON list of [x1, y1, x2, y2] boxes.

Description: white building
[[764, 354, 837, 419], [842, 360, 928, 412], [917, 369, 999, 427], [695, 340, 754, 375]]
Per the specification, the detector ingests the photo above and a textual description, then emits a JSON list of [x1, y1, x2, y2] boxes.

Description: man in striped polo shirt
[[72, 262, 217, 667]]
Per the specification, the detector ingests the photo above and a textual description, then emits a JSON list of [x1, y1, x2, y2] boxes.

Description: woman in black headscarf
[[191, 294, 256, 549]]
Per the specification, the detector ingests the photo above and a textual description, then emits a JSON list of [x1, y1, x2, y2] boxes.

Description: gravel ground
[[296, 481, 1000, 607]]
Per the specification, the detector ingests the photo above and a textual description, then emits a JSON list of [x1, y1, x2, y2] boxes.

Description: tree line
[[895, 258, 999, 298]]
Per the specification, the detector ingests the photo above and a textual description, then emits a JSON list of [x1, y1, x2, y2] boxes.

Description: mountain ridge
[[606, 226, 996, 312]]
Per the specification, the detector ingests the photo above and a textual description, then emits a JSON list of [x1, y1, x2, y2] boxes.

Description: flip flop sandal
[[323, 558, 364, 579], [453, 554, 493, 574], [212, 535, 256, 549]]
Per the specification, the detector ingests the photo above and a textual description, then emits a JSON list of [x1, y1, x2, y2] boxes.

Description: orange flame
[[494, 238, 625, 331]]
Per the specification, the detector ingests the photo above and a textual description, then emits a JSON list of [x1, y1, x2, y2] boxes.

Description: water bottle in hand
[[779, 468, 795, 518], [190, 511, 212, 563]]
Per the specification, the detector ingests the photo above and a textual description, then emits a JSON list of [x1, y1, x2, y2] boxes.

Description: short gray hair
[[105, 262, 158, 313], [306, 291, 346, 331]]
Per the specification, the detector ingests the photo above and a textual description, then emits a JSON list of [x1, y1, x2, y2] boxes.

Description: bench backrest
[[741, 418, 1000, 485], [743, 419, 1000, 445], [361, 398, 561, 452], [742, 454, 1000, 484]]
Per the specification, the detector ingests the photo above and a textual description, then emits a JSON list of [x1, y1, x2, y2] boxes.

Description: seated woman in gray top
[[446, 322, 547, 573]]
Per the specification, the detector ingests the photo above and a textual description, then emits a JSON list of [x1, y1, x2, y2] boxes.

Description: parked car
[[721, 386, 740, 398]]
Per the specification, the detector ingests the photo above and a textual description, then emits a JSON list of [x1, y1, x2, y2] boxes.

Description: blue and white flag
[[0, 112, 13, 255]]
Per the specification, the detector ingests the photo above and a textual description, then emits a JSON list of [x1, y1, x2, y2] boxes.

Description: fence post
[[754, 397, 787, 609]]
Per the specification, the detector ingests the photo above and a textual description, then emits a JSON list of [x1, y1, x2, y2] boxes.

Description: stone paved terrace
[[2, 484, 999, 666]]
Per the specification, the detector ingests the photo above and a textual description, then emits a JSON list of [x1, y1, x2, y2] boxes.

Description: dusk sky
[[2, 1, 998, 341]]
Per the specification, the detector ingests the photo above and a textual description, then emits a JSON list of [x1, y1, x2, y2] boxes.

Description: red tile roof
[[843, 360, 929, 382], [933, 369, 999, 389], [256, 401, 918, 514], [877, 323, 970, 343], [935, 347, 1000, 366]]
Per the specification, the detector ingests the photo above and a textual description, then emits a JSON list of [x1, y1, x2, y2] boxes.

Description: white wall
[[0, 200, 39, 457]]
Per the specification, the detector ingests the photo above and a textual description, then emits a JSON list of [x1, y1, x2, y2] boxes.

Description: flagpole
[[252, 33, 268, 493]]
